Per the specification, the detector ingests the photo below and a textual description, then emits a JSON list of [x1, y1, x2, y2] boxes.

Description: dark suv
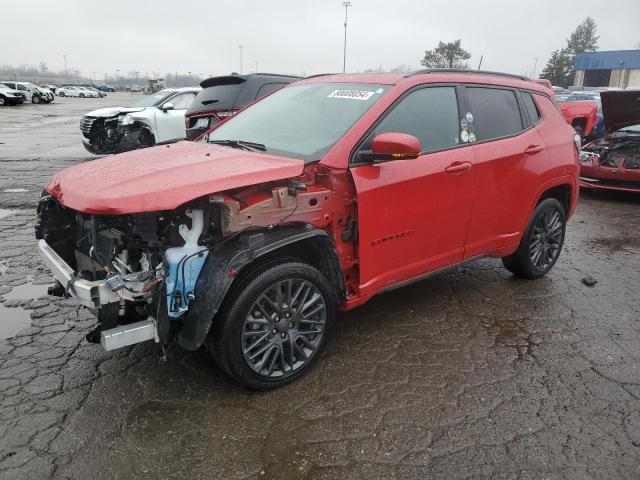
[[184, 73, 300, 140], [37, 70, 579, 389]]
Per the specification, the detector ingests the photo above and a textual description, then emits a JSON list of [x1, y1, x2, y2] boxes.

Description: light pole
[[239, 45, 243, 74], [255, 60, 258, 73], [116, 69, 120, 89], [532, 57, 538, 78], [63, 54, 69, 83], [342, 1, 351, 73]]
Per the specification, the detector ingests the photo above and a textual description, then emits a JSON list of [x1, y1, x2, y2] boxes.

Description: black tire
[[79, 93, 85, 98], [502, 198, 566, 279], [0, 96, 5, 106], [32, 95, 41, 104], [136, 128, 154, 149], [59, 91, 65, 97], [208, 260, 336, 390]]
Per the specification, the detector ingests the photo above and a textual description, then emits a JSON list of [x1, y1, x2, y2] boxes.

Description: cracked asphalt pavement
[[1, 95, 639, 479]]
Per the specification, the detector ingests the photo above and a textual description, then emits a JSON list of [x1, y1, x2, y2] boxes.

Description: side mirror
[[357, 132, 422, 163], [162, 102, 174, 112]]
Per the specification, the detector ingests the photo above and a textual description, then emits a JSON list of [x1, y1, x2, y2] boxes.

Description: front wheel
[[79, 93, 85, 98], [59, 91, 65, 97], [209, 261, 336, 390], [502, 198, 566, 279], [32, 95, 41, 104], [0, 97, 5, 106]]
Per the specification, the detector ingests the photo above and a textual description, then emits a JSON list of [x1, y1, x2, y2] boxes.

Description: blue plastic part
[[165, 251, 208, 318]]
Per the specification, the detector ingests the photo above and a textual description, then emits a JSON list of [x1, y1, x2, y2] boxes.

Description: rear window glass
[[466, 87, 523, 141], [522, 93, 541, 124], [190, 84, 244, 114]]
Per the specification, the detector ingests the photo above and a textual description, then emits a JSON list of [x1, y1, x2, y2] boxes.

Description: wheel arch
[[178, 224, 344, 351], [538, 183, 571, 215]]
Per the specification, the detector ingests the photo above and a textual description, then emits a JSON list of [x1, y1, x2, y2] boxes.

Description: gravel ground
[[0, 95, 639, 479]]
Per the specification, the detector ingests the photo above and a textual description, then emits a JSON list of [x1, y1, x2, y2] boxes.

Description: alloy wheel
[[529, 207, 563, 270], [241, 278, 327, 378]]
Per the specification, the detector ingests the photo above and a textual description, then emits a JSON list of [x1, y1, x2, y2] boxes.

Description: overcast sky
[[2, 0, 639, 80]]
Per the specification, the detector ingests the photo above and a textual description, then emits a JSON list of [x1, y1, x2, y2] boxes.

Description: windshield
[[134, 90, 175, 108], [207, 82, 389, 162]]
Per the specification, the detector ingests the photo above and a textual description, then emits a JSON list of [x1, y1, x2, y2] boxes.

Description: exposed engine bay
[[583, 135, 640, 170], [35, 165, 357, 351], [80, 115, 153, 154]]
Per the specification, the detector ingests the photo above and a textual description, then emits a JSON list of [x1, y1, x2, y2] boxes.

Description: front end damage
[[80, 115, 153, 154], [35, 164, 357, 352], [580, 136, 640, 191]]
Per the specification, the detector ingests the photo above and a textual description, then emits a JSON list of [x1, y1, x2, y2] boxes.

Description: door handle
[[444, 161, 472, 174], [524, 145, 544, 154]]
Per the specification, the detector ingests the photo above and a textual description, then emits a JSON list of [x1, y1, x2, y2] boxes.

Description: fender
[[524, 174, 577, 230], [178, 224, 337, 351]]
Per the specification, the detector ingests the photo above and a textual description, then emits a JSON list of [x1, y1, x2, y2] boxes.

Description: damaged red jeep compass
[[36, 71, 579, 389]]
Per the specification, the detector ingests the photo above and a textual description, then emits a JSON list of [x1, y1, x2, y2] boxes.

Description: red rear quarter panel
[[530, 96, 580, 218]]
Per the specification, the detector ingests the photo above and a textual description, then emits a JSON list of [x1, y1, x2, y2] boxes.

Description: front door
[[156, 92, 196, 142], [350, 86, 476, 298]]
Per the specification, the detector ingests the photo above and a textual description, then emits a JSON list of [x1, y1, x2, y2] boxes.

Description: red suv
[[36, 71, 579, 389]]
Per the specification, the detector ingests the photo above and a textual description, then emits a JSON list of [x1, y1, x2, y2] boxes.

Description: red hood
[[601, 90, 640, 133], [46, 141, 304, 214]]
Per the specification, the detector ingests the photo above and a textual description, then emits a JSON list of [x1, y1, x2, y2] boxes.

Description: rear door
[[350, 85, 476, 297], [463, 86, 551, 258]]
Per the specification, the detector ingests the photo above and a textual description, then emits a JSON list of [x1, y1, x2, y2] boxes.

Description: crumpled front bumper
[[37, 239, 119, 309], [38, 239, 159, 350]]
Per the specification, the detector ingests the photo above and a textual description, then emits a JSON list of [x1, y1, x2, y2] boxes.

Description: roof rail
[[407, 69, 530, 81]]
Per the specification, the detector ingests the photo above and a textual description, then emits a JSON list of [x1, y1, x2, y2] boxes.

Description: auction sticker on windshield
[[327, 89, 376, 101]]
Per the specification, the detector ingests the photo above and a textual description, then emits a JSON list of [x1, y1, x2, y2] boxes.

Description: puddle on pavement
[[0, 303, 32, 339], [0, 209, 15, 220], [0, 280, 52, 339], [3, 281, 50, 301], [591, 236, 640, 254]]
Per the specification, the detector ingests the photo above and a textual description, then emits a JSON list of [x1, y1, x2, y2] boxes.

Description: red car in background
[[557, 100, 598, 138], [580, 90, 640, 193]]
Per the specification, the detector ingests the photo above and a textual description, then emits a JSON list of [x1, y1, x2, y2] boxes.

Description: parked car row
[[0, 81, 54, 104], [38, 70, 582, 389], [57, 86, 105, 98]]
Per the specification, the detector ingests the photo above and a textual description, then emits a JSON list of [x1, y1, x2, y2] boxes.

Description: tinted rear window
[[466, 87, 523, 141], [189, 84, 244, 115]]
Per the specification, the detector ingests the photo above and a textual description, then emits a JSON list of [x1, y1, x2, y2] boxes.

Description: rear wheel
[[208, 261, 335, 390], [502, 198, 566, 279], [32, 95, 41, 104], [59, 91, 65, 97], [79, 93, 85, 98]]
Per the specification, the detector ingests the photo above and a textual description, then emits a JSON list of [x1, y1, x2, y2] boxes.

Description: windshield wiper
[[209, 139, 266, 151]]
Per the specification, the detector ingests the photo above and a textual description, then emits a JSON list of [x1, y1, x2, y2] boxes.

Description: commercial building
[[573, 50, 640, 88]]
